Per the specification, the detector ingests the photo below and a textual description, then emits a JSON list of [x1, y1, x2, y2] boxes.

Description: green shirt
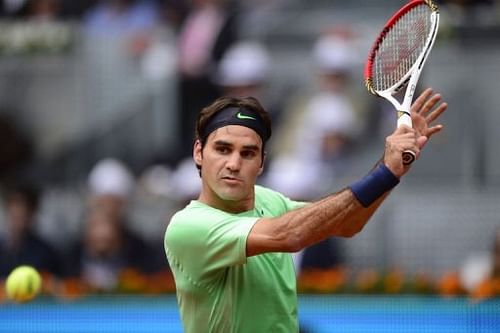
[[164, 185, 305, 333]]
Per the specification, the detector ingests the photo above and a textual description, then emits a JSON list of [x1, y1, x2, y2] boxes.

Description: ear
[[257, 151, 266, 176], [193, 140, 203, 166]]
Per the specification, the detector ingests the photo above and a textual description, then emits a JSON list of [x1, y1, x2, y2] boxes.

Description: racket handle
[[397, 111, 416, 165]]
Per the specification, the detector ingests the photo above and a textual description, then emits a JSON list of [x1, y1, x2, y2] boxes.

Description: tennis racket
[[364, 0, 439, 165]]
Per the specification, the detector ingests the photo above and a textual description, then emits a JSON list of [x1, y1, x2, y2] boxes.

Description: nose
[[226, 152, 242, 171]]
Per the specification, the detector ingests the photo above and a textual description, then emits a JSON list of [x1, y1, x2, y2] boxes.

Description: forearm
[[274, 188, 389, 250], [247, 164, 397, 256]]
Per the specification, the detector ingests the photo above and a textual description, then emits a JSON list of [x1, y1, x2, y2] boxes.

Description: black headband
[[200, 107, 271, 144]]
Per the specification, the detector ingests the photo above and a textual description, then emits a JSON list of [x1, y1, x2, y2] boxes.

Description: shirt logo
[[236, 112, 256, 120]]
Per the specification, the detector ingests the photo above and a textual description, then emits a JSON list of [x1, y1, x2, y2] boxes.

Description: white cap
[[215, 41, 270, 86], [459, 252, 493, 292], [308, 93, 358, 137], [312, 36, 354, 73], [169, 158, 201, 201], [88, 158, 135, 198]]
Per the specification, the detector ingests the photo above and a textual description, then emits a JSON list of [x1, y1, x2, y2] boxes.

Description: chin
[[217, 188, 248, 202], [219, 192, 244, 202]]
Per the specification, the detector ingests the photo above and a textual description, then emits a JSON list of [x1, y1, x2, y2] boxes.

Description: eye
[[241, 150, 257, 159], [215, 146, 230, 154]]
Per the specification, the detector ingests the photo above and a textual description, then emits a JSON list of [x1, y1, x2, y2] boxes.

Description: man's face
[[194, 125, 264, 210]]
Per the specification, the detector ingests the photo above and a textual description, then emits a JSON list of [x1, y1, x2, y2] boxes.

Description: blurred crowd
[[0, 0, 373, 288], [1, 0, 499, 297], [0, 158, 167, 293]]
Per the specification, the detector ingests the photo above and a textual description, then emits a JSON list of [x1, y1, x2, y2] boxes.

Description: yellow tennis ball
[[5, 266, 42, 303]]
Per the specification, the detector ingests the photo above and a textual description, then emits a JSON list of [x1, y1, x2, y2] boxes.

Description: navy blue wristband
[[349, 164, 400, 207]]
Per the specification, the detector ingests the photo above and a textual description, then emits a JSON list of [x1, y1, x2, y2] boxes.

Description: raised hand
[[383, 88, 448, 177], [410, 88, 447, 143]]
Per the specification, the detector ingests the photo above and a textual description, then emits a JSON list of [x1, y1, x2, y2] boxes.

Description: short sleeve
[[165, 209, 258, 288], [255, 185, 307, 215]]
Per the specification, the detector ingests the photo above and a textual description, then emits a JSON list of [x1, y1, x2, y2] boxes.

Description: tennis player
[[165, 88, 447, 333]]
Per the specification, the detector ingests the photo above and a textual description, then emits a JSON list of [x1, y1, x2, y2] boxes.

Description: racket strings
[[373, 4, 432, 90]]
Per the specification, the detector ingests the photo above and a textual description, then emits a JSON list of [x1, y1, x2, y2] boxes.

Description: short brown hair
[[195, 96, 272, 146]]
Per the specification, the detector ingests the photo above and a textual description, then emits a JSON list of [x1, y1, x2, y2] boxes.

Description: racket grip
[[397, 111, 416, 165]]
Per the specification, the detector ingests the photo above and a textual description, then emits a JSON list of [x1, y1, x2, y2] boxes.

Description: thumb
[[417, 136, 428, 149]]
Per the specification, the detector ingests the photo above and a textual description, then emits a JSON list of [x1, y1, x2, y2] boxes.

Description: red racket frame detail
[[364, 0, 431, 82]]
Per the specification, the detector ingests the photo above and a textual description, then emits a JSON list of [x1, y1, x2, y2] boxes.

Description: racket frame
[[364, 0, 439, 164]]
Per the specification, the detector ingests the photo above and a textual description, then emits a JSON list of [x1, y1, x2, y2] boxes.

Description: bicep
[[245, 190, 381, 257], [246, 217, 299, 257]]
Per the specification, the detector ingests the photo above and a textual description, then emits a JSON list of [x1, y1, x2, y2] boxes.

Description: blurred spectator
[[65, 158, 165, 291], [264, 30, 362, 200], [262, 30, 364, 273], [24, 0, 61, 21], [83, 0, 159, 36], [0, 0, 27, 17], [147, 38, 275, 203], [82, 0, 162, 57], [0, 0, 62, 20], [460, 226, 500, 294], [176, 0, 240, 159], [0, 113, 34, 188], [213, 40, 283, 123], [66, 207, 159, 291], [86, 158, 135, 222], [214, 40, 271, 99], [157, 0, 190, 31], [59, 0, 97, 20], [0, 0, 95, 20], [0, 183, 64, 278], [212, 39, 290, 178]]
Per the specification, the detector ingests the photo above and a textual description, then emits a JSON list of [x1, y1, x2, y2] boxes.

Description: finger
[[392, 132, 419, 149], [426, 102, 448, 124], [394, 129, 419, 143], [420, 94, 442, 116], [417, 135, 428, 150], [395, 123, 416, 134], [426, 124, 444, 139], [411, 88, 433, 113]]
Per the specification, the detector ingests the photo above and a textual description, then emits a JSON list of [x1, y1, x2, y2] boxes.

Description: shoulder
[[255, 185, 307, 214], [169, 201, 229, 227], [164, 201, 257, 269], [254, 184, 285, 199], [165, 201, 230, 242]]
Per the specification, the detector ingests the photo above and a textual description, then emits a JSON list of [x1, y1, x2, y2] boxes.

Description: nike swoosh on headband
[[236, 112, 256, 120]]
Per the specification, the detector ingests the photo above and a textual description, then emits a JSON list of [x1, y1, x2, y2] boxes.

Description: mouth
[[221, 176, 242, 184]]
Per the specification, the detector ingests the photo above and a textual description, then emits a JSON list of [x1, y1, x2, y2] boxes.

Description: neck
[[198, 190, 254, 214]]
